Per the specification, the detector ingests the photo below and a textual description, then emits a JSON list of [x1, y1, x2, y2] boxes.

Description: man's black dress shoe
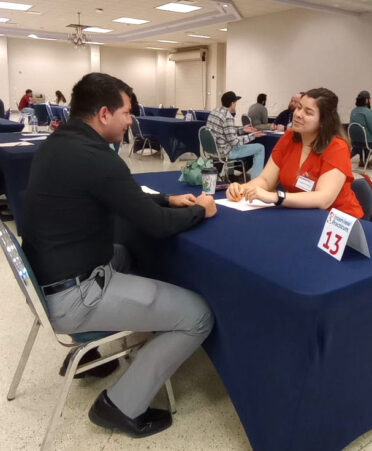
[[59, 348, 119, 378], [88, 390, 172, 438]]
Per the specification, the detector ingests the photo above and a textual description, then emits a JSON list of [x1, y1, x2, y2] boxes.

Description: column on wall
[[207, 43, 226, 111], [0, 37, 10, 110], [90, 45, 101, 72]]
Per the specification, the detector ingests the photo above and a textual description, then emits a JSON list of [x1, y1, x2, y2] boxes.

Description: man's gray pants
[[45, 246, 214, 419]]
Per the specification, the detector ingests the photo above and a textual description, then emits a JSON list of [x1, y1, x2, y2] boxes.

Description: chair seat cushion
[[71, 331, 117, 343]]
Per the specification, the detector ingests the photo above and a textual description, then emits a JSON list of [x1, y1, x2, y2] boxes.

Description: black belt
[[42, 270, 101, 296]]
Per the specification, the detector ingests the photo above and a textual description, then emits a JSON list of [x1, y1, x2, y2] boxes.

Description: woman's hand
[[245, 186, 278, 204], [169, 193, 196, 207], [226, 183, 245, 202]]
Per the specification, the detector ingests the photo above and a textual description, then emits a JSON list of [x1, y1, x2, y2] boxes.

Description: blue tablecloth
[[256, 131, 281, 163], [126, 171, 372, 451], [181, 110, 210, 121], [137, 116, 205, 161], [0, 118, 24, 133], [30, 104, 49, 125], [0, 133, 42, 234], [143, 107, 178, 118], [50, 105, 68, 121]]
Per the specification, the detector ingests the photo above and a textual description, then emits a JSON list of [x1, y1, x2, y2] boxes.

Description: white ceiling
[[0, 0, 371, 50]]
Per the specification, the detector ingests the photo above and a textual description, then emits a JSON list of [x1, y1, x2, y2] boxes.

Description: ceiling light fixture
[[0, 17, 9, 22], [113, 17, 149, 24], [157, 39, 178, 43], [187, 33, 210, 38], [0, 1, 31, 11], [26, 10, 41, 15], [156, 2, 202, 13], [219, 28, 227, 31], [83, 26, 112, 33], [67, 12, 87, 47]]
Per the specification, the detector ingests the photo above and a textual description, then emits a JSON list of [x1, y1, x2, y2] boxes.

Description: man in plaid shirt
[[207, 91, 265, 179]]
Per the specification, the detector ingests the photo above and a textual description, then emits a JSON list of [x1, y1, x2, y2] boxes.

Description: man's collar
[[67, 117, 109, 145]]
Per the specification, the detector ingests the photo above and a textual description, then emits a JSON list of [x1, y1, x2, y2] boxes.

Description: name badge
[[295, 175, 315, 192]]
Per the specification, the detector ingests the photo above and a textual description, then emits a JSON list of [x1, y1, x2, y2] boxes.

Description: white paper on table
[[215, 198, 275, 211], [20, 136, 47, 141], [141, 185, 160, 194], [268, 130, 285, 135], [0, 141, 34, 147], [21, 133, 49, 137]]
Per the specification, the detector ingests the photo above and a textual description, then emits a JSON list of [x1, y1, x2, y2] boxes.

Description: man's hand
[[169, 194, 196, 207], [195, 193, 217, 218], [243, 125, 258, 134], [226, 182, 245, 202], [270, 123, 277, 131], [253, 131, 266, 138], [276, 124, 285, 132]]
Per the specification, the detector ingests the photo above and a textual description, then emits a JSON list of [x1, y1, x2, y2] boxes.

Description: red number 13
[[323, 231, 342, 255]]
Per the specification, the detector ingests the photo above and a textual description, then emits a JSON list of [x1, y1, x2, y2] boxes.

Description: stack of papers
[[0, 141, 34, 147], [141, 185, 160, 194], [215, 198, 275, 211], [20, 136, 47, 141]]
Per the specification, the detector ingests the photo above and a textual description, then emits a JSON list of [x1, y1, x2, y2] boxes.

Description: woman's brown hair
[[293, 87, 349, 154]]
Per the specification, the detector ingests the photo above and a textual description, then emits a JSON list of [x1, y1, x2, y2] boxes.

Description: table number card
[[318, 208, 370, 261]]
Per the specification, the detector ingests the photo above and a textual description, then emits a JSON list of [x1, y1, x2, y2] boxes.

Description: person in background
[[248, 93, 270, 130], [207, 91, 266, 179], [130, 92, 141, 117], [55, 90, 67, 105], [227, 87, 363, 219], [18, 89, 34, 114], [349, 90, 372, 168], [270, 93, 302, 131], [0, 98, 4, 119], [22, 72, 216, 439]]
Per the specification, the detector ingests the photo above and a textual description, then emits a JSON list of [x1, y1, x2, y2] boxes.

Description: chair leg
[[129, 141, 135, 158], [40, 347, 84, 451], [7, 317, 40, 401], [363, 149, 372, 173], [165, 378, 177, 414]]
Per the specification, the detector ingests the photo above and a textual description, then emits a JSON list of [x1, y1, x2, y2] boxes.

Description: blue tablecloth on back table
[[137, 116, 205, 161], [50, 105, 68, 121], [0, 118, 24, 133], [127, 171, 372, 451], [143, 107, 178, 118], [0, 133, 41, 234]]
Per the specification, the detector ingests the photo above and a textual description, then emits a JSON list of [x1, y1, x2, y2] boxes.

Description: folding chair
[[351, 178, 372, 221], [0, 220, 176, 451], [241, 114, 252, 126], [198, 126, 246, 183], [138, 104, 146, 116], [62, 107, 70, 124], [348, 122, 372, 173], [129, 115, 161, 159]]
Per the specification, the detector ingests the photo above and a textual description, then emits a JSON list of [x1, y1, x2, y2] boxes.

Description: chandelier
[[67, 12, 87, 47]]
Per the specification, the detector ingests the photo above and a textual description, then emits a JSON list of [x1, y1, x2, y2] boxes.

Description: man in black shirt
[[22, 73, 216, 438], [270, 93, 301, 131]]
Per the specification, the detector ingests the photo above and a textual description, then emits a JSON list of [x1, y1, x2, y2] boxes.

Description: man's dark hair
[[257, 93, 266, 104], [70, 72, 132, 119], [26, 89, 32, 94], [356, 91, 370, 107]]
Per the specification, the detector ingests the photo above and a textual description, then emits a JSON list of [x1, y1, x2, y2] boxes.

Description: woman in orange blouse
[[227, 87, 363, 218]]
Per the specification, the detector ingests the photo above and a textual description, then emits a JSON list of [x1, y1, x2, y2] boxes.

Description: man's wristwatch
[[275, 190, 286, 206]]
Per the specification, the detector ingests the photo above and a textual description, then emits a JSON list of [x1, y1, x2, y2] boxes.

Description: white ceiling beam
[[262, 0, 361, 17]]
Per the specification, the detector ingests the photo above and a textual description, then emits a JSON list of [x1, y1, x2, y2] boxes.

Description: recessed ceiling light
[[146, 46, 167, 50], [26, 10, 41, 15], [113, 17, 149, 24], [157, 39, 178, 43], [0, 33, 4, 36], [0, 2, 31, 11], [156, 3, 202, 13], [187, 33, 210, 39], [219, 28, 227, 31], [83, 26, 112, 33], [0, 17, 9, 22], [28, 34, 56, 41]]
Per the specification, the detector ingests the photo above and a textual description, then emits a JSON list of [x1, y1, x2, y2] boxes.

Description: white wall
[[100, 46, 158, 106], [7, 38, 91, 108], [0, 37, 9, 109], [227, 9, 372, 122]]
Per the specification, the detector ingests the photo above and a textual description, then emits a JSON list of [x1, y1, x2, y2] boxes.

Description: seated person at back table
[[227, 87, 363, 219], [248, 93, 270, 130], [349, 90, 372, 168], [19, 88, 34, 115], [270, 93, 302, 132]]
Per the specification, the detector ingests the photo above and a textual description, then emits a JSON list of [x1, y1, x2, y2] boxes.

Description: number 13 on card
[[317, 208, 370, 261], [321, 231, 343, 256]]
